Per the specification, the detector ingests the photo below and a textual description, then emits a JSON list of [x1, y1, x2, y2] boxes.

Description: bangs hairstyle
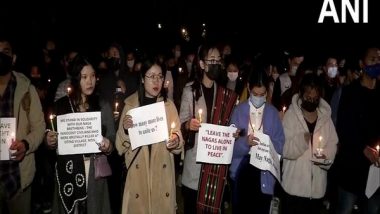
[[298, 73, 323, 100], [248, 67, 269, 91], [138, 56, 167, 105]]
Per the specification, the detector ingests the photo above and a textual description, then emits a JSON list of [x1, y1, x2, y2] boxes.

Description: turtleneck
[[143, 96, 157, 106]]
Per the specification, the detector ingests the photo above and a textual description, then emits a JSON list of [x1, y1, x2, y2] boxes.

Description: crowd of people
[[0, 37, 379, 214]]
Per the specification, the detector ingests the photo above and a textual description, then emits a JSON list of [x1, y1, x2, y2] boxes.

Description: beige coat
[[12, 71, 46, 189], [116, 92, 183, 214]]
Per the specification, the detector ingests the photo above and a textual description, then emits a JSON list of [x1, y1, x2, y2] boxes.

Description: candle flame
[[171, 122, 176, 129], [376, 145, 380, 152], [11, 132, 15, 138], [49, 114, 54, 120], [282, 106, 286, 112], [198, 109, 203, 114], [115, 102, 119, 108], [67, 87, 71, 94], [319, 136, 323, 142]]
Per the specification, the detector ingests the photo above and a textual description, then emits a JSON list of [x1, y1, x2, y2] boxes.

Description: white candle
[[317, 136, 323, 156], [115, 102, 119, 113], [282, 106, 286, 113], [49, 114, 55, 132], [170, 122, 176, 137], [198, 109, 203, 123]]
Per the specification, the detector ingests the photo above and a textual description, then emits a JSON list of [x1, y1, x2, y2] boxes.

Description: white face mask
[[290, 65, 298, 76], [327, 66, 338, 78], [272, 73, 279, 81], [127, 60, 134, 69], [227, 72, 238, 81]]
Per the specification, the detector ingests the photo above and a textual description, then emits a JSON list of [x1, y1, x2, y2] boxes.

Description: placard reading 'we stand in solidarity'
[[57, 112, 102, 155]]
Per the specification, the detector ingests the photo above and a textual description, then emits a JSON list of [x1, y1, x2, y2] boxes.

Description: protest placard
[[0, 118, 16, 160], [196, 123, 237, 164], [127, 101, 169, 150], [249, 131, 281, 181], [57, 112, 102, 155]]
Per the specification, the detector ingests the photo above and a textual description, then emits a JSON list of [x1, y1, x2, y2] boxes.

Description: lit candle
[[48, 78, 51, 83], [10, 132, 15, 145], [66, 87, 71, 95], [282, 106, 286, 113], [198, 109, 203, 123], [165, 80, 170, 88], [170, 122, 176, 138], [317, 136, 323, 157], [376, 145, 379, 153], [179, 67, 183, 73], [49, 114, 55, 132], [9, 132, 16, 157], [115, 102, 119, 113]]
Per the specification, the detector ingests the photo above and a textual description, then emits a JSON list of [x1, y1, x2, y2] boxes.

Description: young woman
[[229, 68, 285, 214], [281, 73, 338, 214], [115, 57, 183, 214], [45, 55, 115, 214]]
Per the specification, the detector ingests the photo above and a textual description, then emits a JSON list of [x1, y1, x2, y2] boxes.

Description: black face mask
[[301, 100, 319, 112], [0, 53, 12, 76], [205, 64, 221, 80]]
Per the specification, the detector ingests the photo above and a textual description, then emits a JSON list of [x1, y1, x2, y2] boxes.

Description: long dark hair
[[191, 43, 219, 101], [68, 54, 99, 112], [298, 73, 323, 104], [137, 56, 167, 106]]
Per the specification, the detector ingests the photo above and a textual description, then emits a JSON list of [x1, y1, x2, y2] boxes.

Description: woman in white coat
[[281, 73, 338, 214]]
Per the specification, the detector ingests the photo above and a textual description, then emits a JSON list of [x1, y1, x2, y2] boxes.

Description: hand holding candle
[[198, 109, 203, 123]]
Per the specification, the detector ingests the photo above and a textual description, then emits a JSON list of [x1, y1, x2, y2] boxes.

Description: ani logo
[[318, 0, 368, 23]]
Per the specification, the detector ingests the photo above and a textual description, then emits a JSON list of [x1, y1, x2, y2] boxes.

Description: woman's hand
[[187, 118, 201, 131], [98, 137, 112, 154], [167, 134, 180, 150], [46, 131, 58, 150], [232, 129, 241, 138], [247, 133, 260, 146], [123, 115, 134, 130]]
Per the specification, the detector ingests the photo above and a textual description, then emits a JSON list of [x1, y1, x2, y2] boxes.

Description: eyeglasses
[[145, 75, 164, 81], [204, 59, 221, 65]]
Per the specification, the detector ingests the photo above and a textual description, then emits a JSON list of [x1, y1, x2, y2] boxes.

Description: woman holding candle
[[229, 68, 285, 214], [45, 55, 115, 214], [281, 73, 338, 214], [115, 57, 183, 214]]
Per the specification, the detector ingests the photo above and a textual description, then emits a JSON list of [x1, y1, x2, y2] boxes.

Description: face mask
[[290, 65, 298, 76], [364, 63, 380, 79], [250, 94, 266, 108], [0, 53, 12, 76], [175, 50, 181, 58], [272, 73, 279, 81], [127, 60, 134, 69], [301, 100, 319, 112], [205, 64, 221, 80], [327, 66, 338, 78], [227, 72, 238, 81]]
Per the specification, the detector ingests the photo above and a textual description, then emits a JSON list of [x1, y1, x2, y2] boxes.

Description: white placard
[[0, 118, 16, 160], [127, 102, 169, 150], [366, 164, 380, 198], [196, 123, 237, 164], [57, 112, 102, 155], [249, 131, 281, 181]]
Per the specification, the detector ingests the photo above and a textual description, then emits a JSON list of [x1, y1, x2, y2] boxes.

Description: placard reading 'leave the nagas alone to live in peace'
[[57, 112, 102, 155], [0, 118, 16, 160], [196, 123, 237, 164], [127, 101, 169, 150]]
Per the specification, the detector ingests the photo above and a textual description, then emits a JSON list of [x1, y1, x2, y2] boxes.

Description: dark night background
[[1, 1, 379, 58]]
